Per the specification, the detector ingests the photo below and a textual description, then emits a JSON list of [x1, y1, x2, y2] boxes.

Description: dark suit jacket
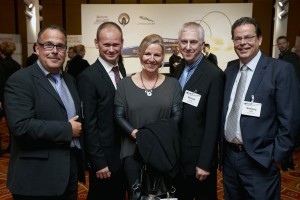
[[25, 53, 38, 67], [4, 63, 85, 196], [175, 57, 225, 176], [67, 55, 90, 79], [0, 56, 21, 103], [279, 50, 300, 83], [207, 53, 218, 66], [222, 53, 300, 168], [77, 59, 126, 173]]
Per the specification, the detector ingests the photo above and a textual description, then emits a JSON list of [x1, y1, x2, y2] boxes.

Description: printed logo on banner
[[118, 13, 130, 27], [94, 15, 109, 24], [138, 16, 155, 25]]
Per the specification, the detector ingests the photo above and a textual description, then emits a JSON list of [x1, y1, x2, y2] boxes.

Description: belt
[[225, 140, 245, 152]]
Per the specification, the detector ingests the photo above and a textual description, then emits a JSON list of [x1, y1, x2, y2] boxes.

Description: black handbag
[[132, 164, 176, 200]]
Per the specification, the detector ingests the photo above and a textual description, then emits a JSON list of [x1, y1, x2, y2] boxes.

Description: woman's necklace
[[140, 71, 159, 96]]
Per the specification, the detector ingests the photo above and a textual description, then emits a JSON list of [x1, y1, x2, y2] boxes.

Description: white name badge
[[241, 101, 262, 117], [161, 198, 178, 200], [182, 90, 201, 107]]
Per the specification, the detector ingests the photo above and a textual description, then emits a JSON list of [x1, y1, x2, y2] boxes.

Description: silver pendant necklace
[[140, 71, 158, 96]]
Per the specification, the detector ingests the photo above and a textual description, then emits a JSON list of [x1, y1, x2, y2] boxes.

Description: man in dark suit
[[169, 46, 181, 77], [4, 25, 85, 200], [277, 36, 299, 67], [221, 17, 300, 200], [25, 43, 38, 67], [203, 43, 218, 66], [174, 22, 225, 200], [77, 22, 126, 200]]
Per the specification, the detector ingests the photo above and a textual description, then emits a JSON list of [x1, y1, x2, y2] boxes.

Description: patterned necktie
[[52, 74, 81, 149], [225, 65, 248, 143], [112, 66, 121, 86], [179, 66, 191, 89]]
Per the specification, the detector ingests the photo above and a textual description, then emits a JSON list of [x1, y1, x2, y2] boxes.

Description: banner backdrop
[[82, 4, 252, 75]]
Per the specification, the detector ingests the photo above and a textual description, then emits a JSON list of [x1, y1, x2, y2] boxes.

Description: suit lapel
[[245, 54, 268, 100], [32, 64, 65, 107], [95, 59, 116, 93], [183, 59, 205, 90]]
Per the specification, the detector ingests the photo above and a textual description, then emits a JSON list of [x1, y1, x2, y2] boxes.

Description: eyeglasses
[[38, 42, 67, 52], [232, 35, 257, 44]]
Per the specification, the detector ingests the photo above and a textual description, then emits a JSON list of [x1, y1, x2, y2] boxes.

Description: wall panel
[[0, 1, 16, 33], [249, 0, 274, 55], [40, 0, 63, 28], [65, 0, 86, 34], [287, 0, 300, 47]]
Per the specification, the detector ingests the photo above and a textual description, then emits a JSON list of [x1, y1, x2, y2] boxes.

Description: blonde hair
[[138, 34, 165, 65], [0, 41, 16, 57]]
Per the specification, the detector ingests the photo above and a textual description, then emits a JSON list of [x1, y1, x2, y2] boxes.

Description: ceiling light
[[278, 9, 288, 19], [24, 0, 33, 10], [278, 0, 288, 7], [24, 10, 33, 18]]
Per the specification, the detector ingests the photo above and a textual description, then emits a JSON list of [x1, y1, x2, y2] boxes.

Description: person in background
[[277, 36, 299, 67], [65, 46, 75, 72], [294, 44, 300, 59], [4, 24, 85, 200], [114, 33, 182, 199], [203, 43, 218, 66], [169, 46, 181, 77], [66, 44, 89, 79], [77, 22, 126, 200], [221, 17, 300, 200], [25, 43, 38, 67], [173, 22, 225, 200], [0, 40, 21, 154]]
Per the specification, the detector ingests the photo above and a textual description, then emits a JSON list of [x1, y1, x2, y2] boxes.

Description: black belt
[[225, 140, 245, 152]]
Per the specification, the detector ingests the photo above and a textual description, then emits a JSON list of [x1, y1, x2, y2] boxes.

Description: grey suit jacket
[[222, 53, 300, 168], [4, 63, 84, 196]]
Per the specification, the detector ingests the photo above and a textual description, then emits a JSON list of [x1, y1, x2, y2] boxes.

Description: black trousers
[[87, 164, 126, 200]]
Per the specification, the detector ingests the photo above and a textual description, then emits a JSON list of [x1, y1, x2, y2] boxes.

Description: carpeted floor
[[0, 117, 299, 200]]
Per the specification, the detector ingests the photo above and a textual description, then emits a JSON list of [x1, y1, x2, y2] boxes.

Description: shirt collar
[[98, 56, 117, 73]]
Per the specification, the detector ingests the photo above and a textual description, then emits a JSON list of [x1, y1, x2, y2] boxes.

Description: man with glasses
[[174, 22, 225, 200], [5, 24, 85, 200], [221, 17, 300, 200]]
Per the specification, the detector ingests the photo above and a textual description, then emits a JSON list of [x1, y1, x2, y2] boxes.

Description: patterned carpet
[[0, 117, 299, 200]]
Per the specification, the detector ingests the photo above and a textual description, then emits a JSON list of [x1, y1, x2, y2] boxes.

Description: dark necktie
[[225, 65, 248, 143], [112, 66, 121, 86]]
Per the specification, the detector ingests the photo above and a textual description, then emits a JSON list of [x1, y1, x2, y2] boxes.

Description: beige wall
[[1, 0, 299, 67]]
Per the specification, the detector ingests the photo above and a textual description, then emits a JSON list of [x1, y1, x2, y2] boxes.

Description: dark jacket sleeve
[[114, 105, 135, 135]]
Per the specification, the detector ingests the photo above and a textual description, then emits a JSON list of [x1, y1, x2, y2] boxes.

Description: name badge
[[241, 101, 261, 117], [182, 90, 201, 107]]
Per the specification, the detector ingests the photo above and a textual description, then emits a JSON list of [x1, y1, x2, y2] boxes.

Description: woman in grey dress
[[114, 34, 183, 199]]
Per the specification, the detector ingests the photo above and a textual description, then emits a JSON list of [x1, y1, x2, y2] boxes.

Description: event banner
[[82, 4, 252, 75]]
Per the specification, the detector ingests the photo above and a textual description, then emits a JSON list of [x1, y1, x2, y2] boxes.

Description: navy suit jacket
[[222, 53, 300, 168], [5, 63, 85, 196]]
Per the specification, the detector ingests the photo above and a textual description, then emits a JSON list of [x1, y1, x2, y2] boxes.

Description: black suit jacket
[[0, 56, 21, 103], [279, 50, 300, 83], [67, 55, 90, 79], [4, 63, 85, 196], [77, 59, 126, 173], [25, 53, 38, 67], [207, 53, 218, 66], [222, 53, 300, 168], [175, 57, 225, 176]]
